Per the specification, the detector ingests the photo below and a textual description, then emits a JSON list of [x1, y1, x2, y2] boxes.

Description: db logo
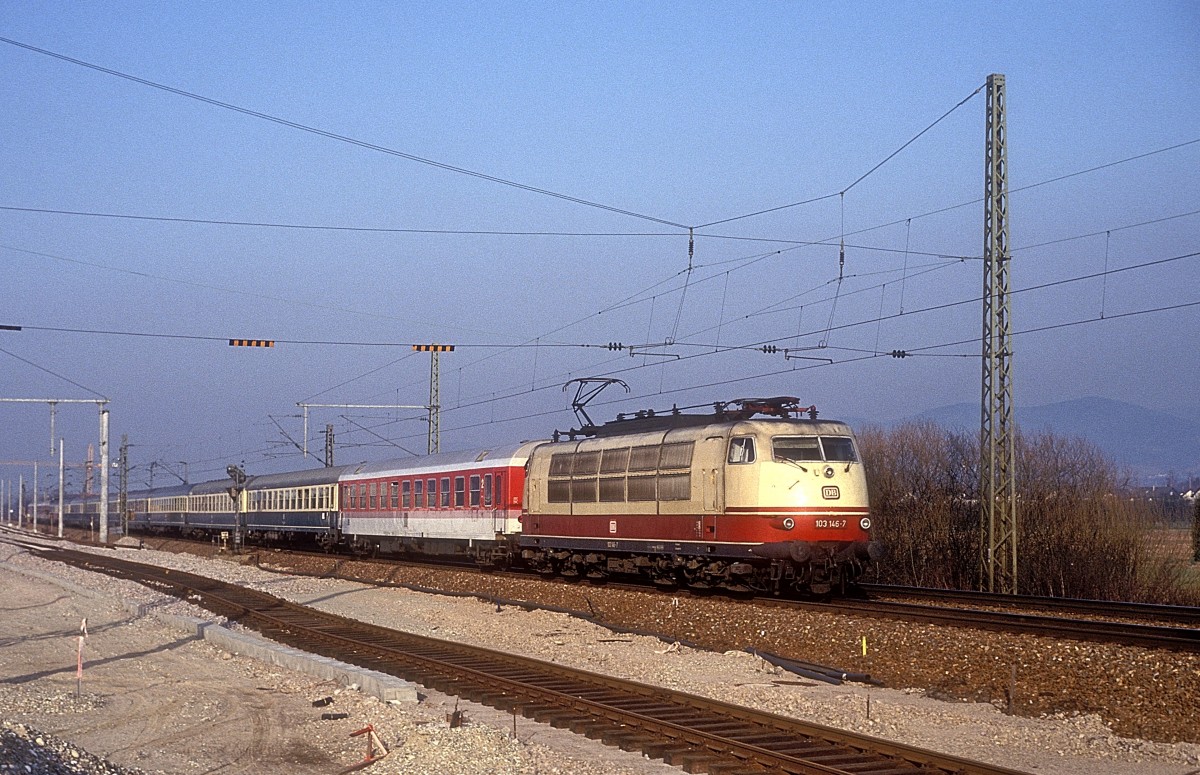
[[821, 486, 840, 500]]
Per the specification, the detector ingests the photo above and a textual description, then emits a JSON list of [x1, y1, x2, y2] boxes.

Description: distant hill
[[886, 397, 1200, 485]]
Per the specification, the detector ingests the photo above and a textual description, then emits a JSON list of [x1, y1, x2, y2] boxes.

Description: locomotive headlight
[[823, 466, 834, 478], [859, 517, 872, 530], [783, 517, 795, 530]]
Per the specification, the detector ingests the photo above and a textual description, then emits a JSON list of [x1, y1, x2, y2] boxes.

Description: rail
[[33, 545, 1030, 775]]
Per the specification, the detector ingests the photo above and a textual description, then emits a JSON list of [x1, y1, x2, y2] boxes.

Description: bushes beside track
[[859, 421, 1199, 605]]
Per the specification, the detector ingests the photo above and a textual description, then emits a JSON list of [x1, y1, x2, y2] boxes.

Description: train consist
[[52, 397, 883, 595]]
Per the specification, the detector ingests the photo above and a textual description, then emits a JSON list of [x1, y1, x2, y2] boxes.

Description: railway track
[[859, 583, 1200, 626], [246, 544, 1200, 654], [31, 543, 1028, 775], [24, 526, 1200, 652], [792, 596, 1200, 653]]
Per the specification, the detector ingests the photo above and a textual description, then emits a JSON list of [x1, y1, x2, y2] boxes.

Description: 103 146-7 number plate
[[814, 519, 848, 529]]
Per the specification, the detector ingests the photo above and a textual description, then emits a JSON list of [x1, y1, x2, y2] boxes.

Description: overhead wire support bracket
[[755, 344, 833, 364], [625, 342, 681, 360], [783, 349, 834, 364], [297, 402, 428, 461]]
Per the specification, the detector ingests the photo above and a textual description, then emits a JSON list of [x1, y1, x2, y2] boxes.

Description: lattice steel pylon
[[428, 351, 439, 454], [980, 73, 1017, 594], [410, 345, 453, 454]]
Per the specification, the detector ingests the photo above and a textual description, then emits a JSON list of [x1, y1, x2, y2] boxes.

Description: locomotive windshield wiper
[[775, 456, 808, 473]]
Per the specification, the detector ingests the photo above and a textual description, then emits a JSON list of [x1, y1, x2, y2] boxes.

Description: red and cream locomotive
[[519, 397, 881, 594]]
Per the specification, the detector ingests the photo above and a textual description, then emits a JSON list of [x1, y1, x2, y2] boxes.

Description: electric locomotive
[[521, 397, 881, 594]]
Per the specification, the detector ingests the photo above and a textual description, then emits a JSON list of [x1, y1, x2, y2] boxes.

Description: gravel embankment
[[244, 548, 1200, 745], [1, 722, 142, 775], [5, 534, 1200, 775]]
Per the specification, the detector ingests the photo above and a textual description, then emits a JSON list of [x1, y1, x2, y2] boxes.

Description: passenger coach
[[337, 442, 538, 561]]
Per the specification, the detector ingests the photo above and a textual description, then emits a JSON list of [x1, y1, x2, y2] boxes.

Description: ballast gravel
[[2, 534, 1198, 775]]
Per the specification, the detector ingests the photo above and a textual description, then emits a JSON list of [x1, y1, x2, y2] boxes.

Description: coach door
[[489, 473, 505, 533]]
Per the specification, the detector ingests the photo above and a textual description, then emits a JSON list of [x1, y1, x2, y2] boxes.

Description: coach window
[[413, 479, 424, 508], [369, 482, 378, 509], [390, 481, 400, 509], [483, 474, 493, 507], [728, 437, 756, 464], [402, 480, 412, 509], [428, 479, 437, 508], [469, 475, 481, 507], [356, 483, 365, 510], [454, 476, 466, 508], [440, 477, 451, 508]]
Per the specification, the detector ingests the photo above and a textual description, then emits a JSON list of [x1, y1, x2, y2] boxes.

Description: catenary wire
[[0, 243, 501, 337], [385, 296, 1200, 446], [431, 248, 1200, 416], [0, 37, 690, 230], [693, 83, 986, 229], [0, 345, 108, 399]]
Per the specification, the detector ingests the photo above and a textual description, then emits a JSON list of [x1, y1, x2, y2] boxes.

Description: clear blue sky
[[2, 1, 1198, 489]]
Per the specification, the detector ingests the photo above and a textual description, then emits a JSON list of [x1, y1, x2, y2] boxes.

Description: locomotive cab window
[[820, 436, 858, 462], [772, 435, 859, 463], [773, 436, 822, 462], [728, 437, 756, 464]]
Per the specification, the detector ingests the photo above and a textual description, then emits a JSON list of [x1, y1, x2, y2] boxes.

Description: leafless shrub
[[858, 422, 979, 589], [859, 422, 1197, 603], [1194, 497, 1200, 563]]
